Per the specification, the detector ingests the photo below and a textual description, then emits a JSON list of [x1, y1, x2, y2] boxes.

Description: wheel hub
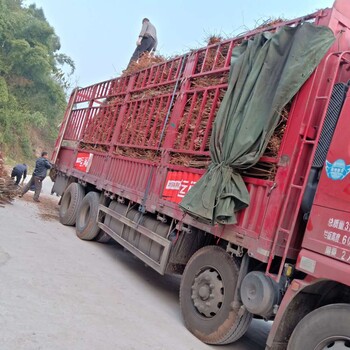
[[198, 285, 210, 300], [191, 268, 224, 318], [318, 338, 350, 350]]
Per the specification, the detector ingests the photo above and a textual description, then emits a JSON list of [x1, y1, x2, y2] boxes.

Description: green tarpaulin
[[179, 23, 335, 225]]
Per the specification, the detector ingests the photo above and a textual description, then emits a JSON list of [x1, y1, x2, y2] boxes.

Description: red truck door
[[303, 86, 350, 265]]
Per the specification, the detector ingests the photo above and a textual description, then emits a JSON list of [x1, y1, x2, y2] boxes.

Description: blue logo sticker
[[325, 159, 350, 180]]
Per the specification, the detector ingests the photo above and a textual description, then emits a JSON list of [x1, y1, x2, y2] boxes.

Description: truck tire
[[138, 217, 159, 255], [125, 209, 141, 246], [76, 191, 101, 241], [149, 223, 169, 263], [287, 303, 350, 350], [104, 201, 126, 239], [94, 231, 111, 244], [179, 246, 252, 345], [59, 183, 85, 226]]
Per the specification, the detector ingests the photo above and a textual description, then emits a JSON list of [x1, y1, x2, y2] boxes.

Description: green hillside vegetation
[[0, 0, 74, 162]]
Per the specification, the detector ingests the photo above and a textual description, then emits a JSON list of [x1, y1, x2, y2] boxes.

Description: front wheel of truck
[[59, 183, 85, 226], [287, 303, 350, 350], [179, 246, 252, 345]]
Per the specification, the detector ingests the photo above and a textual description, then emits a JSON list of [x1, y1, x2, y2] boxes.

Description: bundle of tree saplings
[[122, 53, 167, 76], [0, 152, 19, 206], [80, 30, 292, 182]]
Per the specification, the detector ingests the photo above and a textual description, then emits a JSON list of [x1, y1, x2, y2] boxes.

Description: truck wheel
[[94, 231, 111, 244], [59, 183, 85, 226], [179, 246, 252, 345], [104, 201, 127, 239], [76, 191, 101, 241], [287, 303, 350, 350]]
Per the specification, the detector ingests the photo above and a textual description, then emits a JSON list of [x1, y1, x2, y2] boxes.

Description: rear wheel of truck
[[76, 191, 101, 241], [94, 231, 111, 244], [287, 303, 350, 350], [59, 183, 85, 226], [179, 246, 252, 345]]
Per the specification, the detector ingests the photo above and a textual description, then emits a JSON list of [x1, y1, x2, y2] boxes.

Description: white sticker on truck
[[299, 256, 316, 273]]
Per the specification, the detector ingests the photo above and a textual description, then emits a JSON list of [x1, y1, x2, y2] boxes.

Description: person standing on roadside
[[11, 163, 27, 186], [128, 18, 158, 66], [20, 151, 52, 202]]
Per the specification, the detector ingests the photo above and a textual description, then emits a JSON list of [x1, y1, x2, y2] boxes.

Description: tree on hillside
[[0, 0, 75, 159]]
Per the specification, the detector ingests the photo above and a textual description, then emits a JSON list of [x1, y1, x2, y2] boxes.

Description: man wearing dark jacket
[[11, 163, 27, 186], [128, 18, 158, 66], [20, 151, 52, 202]]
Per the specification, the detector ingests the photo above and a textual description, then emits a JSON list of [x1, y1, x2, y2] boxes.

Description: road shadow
[[95, 240, 271, 350]]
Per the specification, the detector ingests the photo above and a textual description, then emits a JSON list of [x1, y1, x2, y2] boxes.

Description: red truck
[[52, 1, 350, 348]]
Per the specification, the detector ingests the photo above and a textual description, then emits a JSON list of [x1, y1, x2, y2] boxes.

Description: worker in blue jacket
[[20, 151, 52, 202], [11, 163, 27, 186]]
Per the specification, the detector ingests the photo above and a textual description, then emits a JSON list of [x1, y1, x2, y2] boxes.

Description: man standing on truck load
[[128, 18, 157, 66], [11, 163, 27, 186], [20, 151, 52, 202]]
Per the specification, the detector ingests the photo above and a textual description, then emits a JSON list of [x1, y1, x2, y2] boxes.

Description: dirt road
[[0, 185, 270, 350]]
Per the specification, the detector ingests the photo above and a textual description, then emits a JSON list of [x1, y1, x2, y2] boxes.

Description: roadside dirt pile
[[0, 152, 19, 206]]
